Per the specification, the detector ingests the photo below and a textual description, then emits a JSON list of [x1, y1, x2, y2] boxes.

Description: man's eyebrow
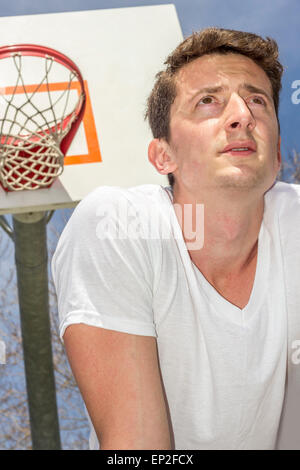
[[188, 83, 273, 102], [196, 86, 224, 94], [240, 83, 272, 101], [189, 86, 224, 101]]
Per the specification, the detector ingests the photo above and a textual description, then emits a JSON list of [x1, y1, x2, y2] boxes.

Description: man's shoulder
[[68, 184, 169, 224], [265, 181, 300, 212], [66, 184, 172, 242], [267, 180, 300, 197], [77, 184, 169, 211]]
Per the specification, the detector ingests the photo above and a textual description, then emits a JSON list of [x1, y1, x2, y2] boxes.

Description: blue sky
[[0, 0, 299, 158]]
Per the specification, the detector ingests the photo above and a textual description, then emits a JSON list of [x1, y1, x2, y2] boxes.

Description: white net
[[0, 52, 84, 191]]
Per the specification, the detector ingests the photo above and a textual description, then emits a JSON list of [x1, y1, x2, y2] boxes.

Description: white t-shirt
[[51, 181, 300, 450]]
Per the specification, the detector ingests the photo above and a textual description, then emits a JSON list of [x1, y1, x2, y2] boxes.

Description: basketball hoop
[[0, 44, 86, 191]]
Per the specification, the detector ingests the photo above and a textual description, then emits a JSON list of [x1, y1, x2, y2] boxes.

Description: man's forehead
[[174, 52, 273, 97]]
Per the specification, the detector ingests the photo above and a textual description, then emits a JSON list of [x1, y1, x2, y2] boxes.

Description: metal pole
[[12, 211, 61, 450]]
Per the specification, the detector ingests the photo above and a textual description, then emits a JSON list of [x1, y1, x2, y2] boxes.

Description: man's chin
[[214, 171, 268, 191]]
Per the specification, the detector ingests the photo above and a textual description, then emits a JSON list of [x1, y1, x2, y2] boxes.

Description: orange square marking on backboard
[[3, 80, 102, 166]]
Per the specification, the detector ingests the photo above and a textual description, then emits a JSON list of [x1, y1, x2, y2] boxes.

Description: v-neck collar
[[161, 185, 271, 325], [191, 220, 270, 324]]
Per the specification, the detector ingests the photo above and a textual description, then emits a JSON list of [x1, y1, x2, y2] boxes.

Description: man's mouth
[[221, 140, 257, 156]]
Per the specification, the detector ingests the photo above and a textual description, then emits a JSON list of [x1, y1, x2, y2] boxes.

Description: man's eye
[[198, 96, 216, 105], [250, 96, 266, 105]]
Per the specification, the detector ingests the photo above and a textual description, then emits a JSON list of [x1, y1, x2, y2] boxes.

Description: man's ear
[[148, 138, 177, 175]]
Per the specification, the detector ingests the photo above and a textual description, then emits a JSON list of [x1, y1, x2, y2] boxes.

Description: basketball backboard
[[0, 5, 183, 215]]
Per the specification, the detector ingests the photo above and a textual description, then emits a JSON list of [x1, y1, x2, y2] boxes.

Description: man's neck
[[172, 188, 264, 280]]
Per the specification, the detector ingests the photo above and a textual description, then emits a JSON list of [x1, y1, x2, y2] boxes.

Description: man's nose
[[224, 93, 256, 132]]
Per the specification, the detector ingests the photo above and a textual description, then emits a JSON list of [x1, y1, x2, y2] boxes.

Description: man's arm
[[63, 323, 172, 450]]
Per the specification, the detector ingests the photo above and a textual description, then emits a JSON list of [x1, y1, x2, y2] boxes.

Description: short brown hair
[[145, 27, 284, 187]]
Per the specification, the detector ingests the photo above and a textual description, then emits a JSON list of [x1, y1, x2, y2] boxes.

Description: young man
[[51, 28, 300, 450]]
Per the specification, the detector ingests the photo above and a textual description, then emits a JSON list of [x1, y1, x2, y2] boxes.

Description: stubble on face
[[211, 159, 275, 191]]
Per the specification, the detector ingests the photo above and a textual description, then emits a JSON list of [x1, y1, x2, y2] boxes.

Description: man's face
[[166, 53, 281, 197]]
